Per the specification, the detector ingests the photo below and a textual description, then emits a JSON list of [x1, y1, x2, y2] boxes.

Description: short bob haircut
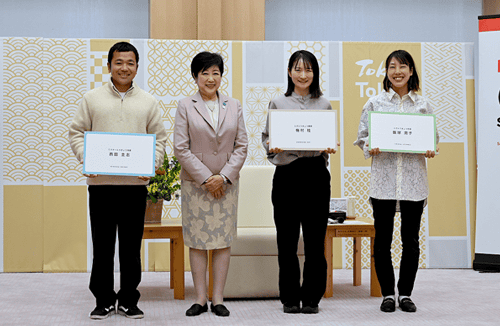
[[383, 50, 420, 93], [191, 51, 224, 78], [107, 42, 139, 66], [285, 50, 323, 98]]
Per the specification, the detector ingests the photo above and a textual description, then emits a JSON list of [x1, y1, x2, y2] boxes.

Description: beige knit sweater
[[68, 81, 167, 185]]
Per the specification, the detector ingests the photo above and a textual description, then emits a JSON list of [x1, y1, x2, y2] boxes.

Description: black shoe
[[399, 297, 417, 312], [380, 298, 396, 312], [301, 305, 319, 314], [210, 303, 230, 317], [117, 305, 144, 319], [186, 303, 208, 316], [89, 305, 115, 319], [283, 304, 300, 314]]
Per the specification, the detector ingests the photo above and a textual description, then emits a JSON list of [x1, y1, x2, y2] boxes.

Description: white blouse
[[205, 99, 220, 132], [353, 88, 440, 203]]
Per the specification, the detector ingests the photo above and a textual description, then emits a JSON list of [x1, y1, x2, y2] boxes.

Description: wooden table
[[143, 220, 185, 300], [324, 217, 381, 297]]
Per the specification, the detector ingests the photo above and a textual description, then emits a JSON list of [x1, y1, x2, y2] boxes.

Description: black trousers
[[88, 185, 147, 308], [271, 156, 331, 307], [371, 197, 425, 297]]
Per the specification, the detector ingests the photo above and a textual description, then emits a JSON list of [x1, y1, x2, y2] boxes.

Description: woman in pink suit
[[174, 52, 248, 317]]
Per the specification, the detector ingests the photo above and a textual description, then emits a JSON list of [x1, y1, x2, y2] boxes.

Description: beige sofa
[[222, 165, 305, 298]]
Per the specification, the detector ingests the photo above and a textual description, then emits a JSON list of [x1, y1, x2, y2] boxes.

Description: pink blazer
[[174, 91, 248, 186]]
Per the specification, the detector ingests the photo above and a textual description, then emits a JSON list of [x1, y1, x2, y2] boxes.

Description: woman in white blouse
[[354, 50, 439, 314]]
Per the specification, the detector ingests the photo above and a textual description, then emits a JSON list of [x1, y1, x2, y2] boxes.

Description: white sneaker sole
[[89, 311, 114, 319], [118, 309, 144, 319]]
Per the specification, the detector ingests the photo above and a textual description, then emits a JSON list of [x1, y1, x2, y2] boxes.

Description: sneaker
[[117, 305, 144, 319], [89, 305, 115, 319]]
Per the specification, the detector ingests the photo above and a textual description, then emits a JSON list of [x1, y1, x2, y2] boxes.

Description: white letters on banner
[[355, 59, 385, 98]]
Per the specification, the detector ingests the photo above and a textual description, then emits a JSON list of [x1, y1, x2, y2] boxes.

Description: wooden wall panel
[[150, 0, 197, 39], [222, 0, 265, 41], [197, 0, 222, 40], [150, 0, 264, 40]]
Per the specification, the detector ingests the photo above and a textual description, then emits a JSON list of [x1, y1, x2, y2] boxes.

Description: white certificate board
[[269, 110, 337, 150], [83, 132, 156, 176], [368, 112, 436, 153]]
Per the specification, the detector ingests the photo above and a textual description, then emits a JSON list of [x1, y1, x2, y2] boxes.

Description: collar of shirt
[[291, 91, 312, 103], [387, 88, 417, 103]]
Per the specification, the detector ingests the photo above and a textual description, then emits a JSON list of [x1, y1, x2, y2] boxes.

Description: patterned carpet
[[0, 269, 497, 326]]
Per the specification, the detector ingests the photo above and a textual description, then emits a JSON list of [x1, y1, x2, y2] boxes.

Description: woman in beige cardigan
[[174, 52, 248, 317]]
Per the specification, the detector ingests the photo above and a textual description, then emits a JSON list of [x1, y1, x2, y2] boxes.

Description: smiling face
[[288, 59, 314, 96], [107, 51, 138, 92], [194, 65, 221, 101], [387, 57, 413, 96]]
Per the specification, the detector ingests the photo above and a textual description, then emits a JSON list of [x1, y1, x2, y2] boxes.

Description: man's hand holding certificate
[[83, 132, 156, 177]]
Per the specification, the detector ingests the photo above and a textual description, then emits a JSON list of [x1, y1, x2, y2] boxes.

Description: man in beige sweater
[[68, 42, 167, 320]]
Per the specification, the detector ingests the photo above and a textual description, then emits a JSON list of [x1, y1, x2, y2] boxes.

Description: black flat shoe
[[380, 298, 396, 312], [283, 304, 300, 314], [210, 303, 230, 317], [301, 305, 319, 314], [399, 297, 417, 312], [185, 303, 208, 316]]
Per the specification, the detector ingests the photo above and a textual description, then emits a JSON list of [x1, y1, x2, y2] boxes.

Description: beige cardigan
[[68, 81, 168, 185]]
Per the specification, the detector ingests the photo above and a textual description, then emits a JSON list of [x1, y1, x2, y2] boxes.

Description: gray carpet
[[0, 269, 497, 325]]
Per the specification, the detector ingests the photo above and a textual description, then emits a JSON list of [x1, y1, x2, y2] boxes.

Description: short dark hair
[[108, 42, 139, 66], [191, 51, 224, 78], [383, 50, 419, 92], [285, 50, 323, 98]]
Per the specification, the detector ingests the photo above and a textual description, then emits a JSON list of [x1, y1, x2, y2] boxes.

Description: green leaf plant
[[146, 153, 181, 203]]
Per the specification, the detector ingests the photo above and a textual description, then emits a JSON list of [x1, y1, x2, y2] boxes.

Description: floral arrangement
[[147, 153, 181, 203]]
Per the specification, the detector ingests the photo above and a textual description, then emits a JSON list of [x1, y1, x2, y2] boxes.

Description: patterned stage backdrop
[[0, 38, 475, 272]]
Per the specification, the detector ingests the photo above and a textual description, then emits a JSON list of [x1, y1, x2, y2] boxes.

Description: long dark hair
[[285, 50, 323, 98], [383, 50, 420, 92]]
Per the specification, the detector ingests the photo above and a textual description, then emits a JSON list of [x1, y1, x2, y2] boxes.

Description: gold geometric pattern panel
[[159, 98, 181, 221], [147, 40, 230, 97], [286, 41, 327, 93], [42, 39, 87, 183], [342, 169, 428, 269], [343, 169, 372, 269], [89, 53, 109, 90], [160, 99, 177, 158], [162, 199, 181, 221], [422, 43, 464, 141], [343, 169, 372, 219], [3, 38, 45, 182], [244, 86, 285, 165]]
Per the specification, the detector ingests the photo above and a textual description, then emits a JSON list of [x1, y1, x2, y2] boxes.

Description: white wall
[[265, 0, 481, 43], [0, 0, 149, 38]]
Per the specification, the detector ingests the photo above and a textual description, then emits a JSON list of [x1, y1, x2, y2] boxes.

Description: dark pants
[[271, 156, 331, 307], [88, 185, 147, 308], [371, 197, 425, 297]]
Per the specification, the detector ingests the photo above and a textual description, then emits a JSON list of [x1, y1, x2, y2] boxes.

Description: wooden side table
[[143, 220, 185, 300], [324, 218, 381, 297]]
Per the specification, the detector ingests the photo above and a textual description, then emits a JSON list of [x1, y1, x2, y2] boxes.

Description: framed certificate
[[83, 132, 156, 176], [269, 110, 337, 150], [368, 112, 437, 153]]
